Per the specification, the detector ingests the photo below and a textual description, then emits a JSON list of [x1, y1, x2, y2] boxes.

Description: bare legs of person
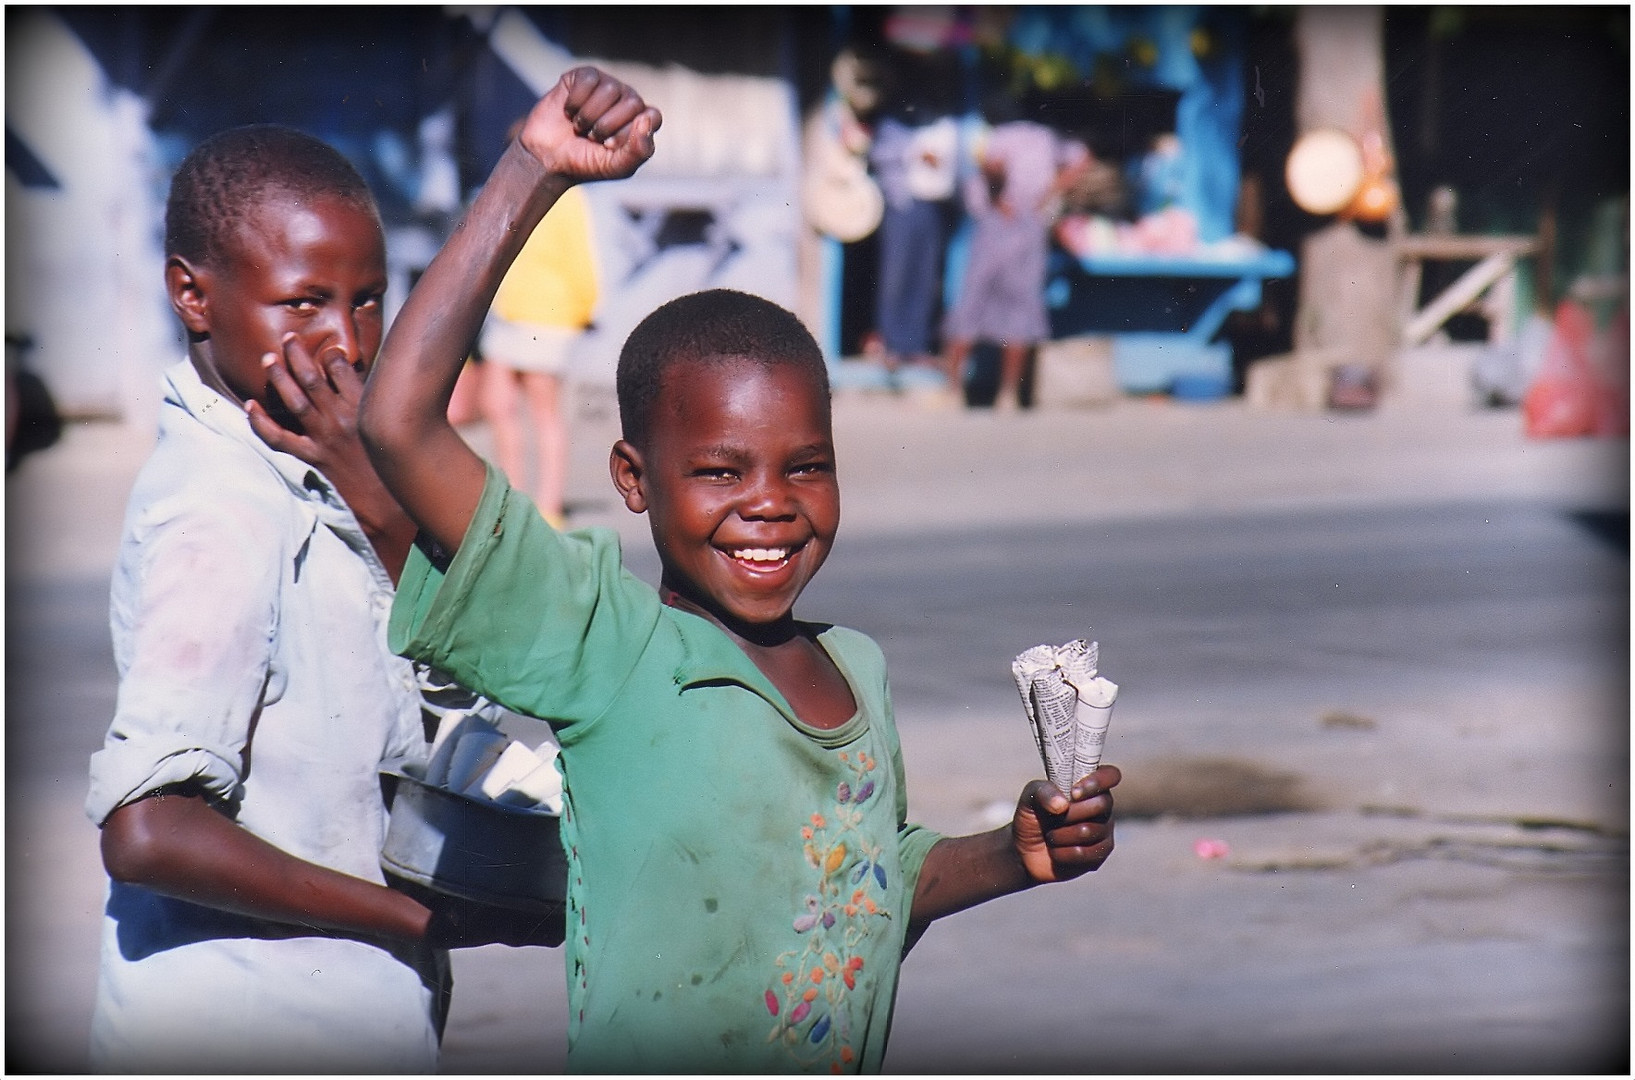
[[941, 339, 1030, 410], [941, 339, 969, 406], [480, 362, 568, 528], [996, 342, 1030, 411], [446, 360, 485, 426]]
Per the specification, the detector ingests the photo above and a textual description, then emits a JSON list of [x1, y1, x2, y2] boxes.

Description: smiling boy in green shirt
[[362, 67, 1120, 1073]]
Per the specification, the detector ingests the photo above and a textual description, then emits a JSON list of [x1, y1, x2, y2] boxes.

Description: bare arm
[[360, 67, 660, 554], [906, 765, 1120, 947], [1039, 149, 1094, 213], [102, 789, 431, 942], [101, 789, 557, 947]]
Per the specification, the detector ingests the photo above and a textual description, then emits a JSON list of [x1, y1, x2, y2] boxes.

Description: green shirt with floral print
[[391, 463, 943, 1073]]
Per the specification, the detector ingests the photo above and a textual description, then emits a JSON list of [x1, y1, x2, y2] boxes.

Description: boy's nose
[[738, 473, 797, 520], [316, 312, 364, 366]]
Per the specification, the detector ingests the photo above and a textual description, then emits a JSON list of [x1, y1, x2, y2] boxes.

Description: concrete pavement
[[5, 387, 1627, 1072]]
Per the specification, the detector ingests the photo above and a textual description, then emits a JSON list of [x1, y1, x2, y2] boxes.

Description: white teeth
[[731, 547, 789, 563]]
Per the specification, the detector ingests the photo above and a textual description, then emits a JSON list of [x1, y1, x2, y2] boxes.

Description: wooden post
[[1290, 7, 1402, 392]]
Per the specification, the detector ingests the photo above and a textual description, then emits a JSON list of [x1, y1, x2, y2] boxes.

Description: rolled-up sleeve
[[87, 492, 286, 825], [391, 461, 660, 731]]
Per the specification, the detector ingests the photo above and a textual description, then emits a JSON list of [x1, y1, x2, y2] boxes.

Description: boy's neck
[[659, 585, 804, 651], [659, 585, 857, 731], [189, 349, 243, 409]]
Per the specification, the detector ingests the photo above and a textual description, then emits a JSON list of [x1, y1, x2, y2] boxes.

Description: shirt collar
[[665, 610, 869, 746], [160, 360, 390, 592], [163, 359, 349, 512]]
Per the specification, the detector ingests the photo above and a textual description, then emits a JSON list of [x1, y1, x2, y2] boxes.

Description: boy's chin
[[714, 602, 806, 645]]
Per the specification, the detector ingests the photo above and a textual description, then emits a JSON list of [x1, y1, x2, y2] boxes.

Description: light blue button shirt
[[85, 360, 447, 1073]]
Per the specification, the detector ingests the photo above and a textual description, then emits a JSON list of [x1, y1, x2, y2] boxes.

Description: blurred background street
[[8, 392, 1628, 1072], [6, 5, 1628, 1074]]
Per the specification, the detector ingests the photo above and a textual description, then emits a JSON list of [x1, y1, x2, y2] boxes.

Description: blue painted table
[[1045, 248, 1296, 394]]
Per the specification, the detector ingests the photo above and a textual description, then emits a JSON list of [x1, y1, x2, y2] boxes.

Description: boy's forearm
[[362, 68, 656, 553], [355, 509, 416, 584], [101, 791, 431, 943], [381, 141, 569, 390], [907, 770, 1120, 948], [362, 143, 570, 551], [907, 827, 1037, 937]]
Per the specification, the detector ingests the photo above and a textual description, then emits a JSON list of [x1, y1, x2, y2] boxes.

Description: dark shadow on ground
[[1567, 509, 1629, 555]]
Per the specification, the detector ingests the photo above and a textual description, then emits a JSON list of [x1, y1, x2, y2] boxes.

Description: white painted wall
[[6, 9, 176, 429]]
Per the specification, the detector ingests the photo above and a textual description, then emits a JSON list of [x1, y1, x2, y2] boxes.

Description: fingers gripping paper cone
[[1013, 639, 1118, 794]]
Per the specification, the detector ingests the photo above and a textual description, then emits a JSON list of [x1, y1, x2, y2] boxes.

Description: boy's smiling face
[[171, 191, 387, 423], [614, 357, 839, 639]]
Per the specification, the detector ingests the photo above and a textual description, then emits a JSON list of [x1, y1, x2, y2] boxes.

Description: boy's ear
[[165, 255, 212, 338], [609, 439, 648, 514]]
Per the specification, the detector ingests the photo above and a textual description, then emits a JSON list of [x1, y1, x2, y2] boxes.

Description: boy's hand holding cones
[[1009, 639, 1120, 883]]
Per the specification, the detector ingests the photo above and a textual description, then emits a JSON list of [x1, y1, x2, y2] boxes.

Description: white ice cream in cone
[[479, 740, 564, 811]]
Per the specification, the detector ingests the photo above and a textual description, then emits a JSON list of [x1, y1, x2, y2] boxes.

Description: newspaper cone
[[1030, 669, 1080, 794], [1012, 639, 1118, 794], [1011, 644, 1056, 771], [1012, 643, 1079, 793], [1057, 639, 1118, 781], [1069, 676, 1117, 781]]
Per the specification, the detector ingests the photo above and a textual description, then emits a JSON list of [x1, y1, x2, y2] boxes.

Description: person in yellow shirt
[[477, 169, 598, 527]]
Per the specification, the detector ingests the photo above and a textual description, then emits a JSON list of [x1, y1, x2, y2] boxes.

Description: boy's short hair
[[616, 289, 830, 448], [165, 124, 377, 266]]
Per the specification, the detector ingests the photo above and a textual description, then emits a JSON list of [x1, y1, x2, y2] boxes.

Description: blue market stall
[[1044, 247, 1295, 396], [1003, 7, 1296, 397], [826, 6, 1295, 399]]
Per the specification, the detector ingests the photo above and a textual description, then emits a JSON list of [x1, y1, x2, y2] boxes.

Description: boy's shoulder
[[127, 399, 309, 544], [148, 405, 282, 493], [808, 621, 888, 673]]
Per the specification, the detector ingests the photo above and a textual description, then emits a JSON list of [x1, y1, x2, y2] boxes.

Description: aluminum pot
[[380, 768, 567, 915]]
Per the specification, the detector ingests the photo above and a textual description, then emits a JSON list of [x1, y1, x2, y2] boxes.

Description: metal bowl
[[380, 769, 567, 915]]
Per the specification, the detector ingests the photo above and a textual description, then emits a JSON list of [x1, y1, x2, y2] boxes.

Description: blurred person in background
[[867, 92, 958, 387], [941, 90, 1089, 410], [6, 334, 62, 472]]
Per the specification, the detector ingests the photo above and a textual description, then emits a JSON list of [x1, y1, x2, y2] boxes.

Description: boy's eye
[[790, 461, 834, 477], [283, 298, 320, 314], [692, 466, 739, 481], [355, 292, 384, 311]]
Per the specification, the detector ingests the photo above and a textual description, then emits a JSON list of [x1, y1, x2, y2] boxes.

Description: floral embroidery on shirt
[[765, 749, 889, 1071]]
